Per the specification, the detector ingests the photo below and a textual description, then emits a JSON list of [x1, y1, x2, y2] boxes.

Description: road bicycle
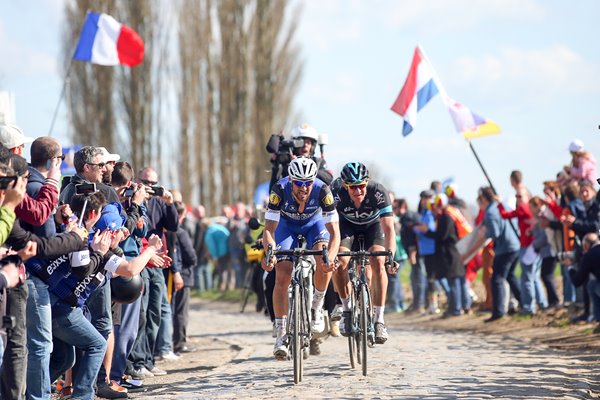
[[337, 235, 392, 376], [266, 237, 329, 384]]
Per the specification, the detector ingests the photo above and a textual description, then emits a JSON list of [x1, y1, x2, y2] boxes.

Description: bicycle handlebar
[[337, 250, 394, 266], [266, 244, 329, 264]]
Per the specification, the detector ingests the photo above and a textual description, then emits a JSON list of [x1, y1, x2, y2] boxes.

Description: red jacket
[[497, 202, 533, 248], [15, 179, 59, 227]]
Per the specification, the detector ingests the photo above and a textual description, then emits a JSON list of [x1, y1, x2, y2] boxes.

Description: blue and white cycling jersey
[[265, 176, 337, 226], [265, 176, 338, 256]]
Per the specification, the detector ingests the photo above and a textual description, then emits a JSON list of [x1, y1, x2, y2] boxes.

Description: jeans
[[172, 288, 190, 352], [86, 282, 113, 340], [156, 281, 174, 356], [410, 259, 427, 309], [144, 267, 165, 367], [519, 250, 537, 313], [193, 262, 212, 292], [386, 261, 406, 311], [588, 278, 600, 322], [491, 251, 521, 317], [26, 276, 53, 400], [129, 268, 151, 370], [50, 298, 107, 400], [438, 277, 451, 297], [561, 263, 577, 303], [0, 284, 28, 400], [540, 257, 560, 306], [447, 276, 464, 315], [534, 258, 548, 309], [461, 277, 472, 311], [111, 297, 141, 382]]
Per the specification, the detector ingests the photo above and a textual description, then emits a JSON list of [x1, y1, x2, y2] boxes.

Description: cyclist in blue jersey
[[331, 162, 397, 344], [263, 157, 340, 359]]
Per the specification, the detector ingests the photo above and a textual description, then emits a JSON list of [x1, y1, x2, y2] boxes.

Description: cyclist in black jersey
[[331, 162, 397, 344]]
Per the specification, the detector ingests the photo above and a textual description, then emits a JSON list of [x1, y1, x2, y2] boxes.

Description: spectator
[[97, 147, 121, 185], [192, 205, 212, 292], [0, 124, 34, 156], [205, 217, 231, 291], [477, 187, 522, 322], [568, 233, 600, 325], [564, 139, 597, 184], [415, 190, 440, 314]]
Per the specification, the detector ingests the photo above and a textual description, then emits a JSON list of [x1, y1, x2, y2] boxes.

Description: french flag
[[391, 47, 439, 136], [73, 12, 144, 67]]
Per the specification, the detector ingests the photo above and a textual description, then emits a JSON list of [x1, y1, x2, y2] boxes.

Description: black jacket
[[425, 212, 464, 279], [7, 220, 84, 259]]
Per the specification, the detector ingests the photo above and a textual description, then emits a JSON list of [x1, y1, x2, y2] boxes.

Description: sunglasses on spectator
[[292, 180, 313, 188], [22, 173, 31, 180], [345, 182, 368, 191], [87, 162, 106, 168], [140, 179, 158, 186], [52, 154, 66, 161]]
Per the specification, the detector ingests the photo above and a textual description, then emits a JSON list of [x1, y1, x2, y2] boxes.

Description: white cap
[[569, 139, 585, 153], [0, 124, 34, 149], [97, 147, 121, 163]]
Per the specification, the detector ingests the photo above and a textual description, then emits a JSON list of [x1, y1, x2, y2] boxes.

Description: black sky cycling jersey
[[331, 178, 393, 226]]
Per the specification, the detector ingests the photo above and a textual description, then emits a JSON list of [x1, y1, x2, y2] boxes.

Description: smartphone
[[75, 183, 97, 195], [151, 186, 165, 197], [124, 186, 135, 197], [0, 176, 18, 190]]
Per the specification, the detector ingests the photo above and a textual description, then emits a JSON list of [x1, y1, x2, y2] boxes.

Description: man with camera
[[129, 166, 178, 379], [567, 232, 600, 325], [267, 123, 333, 189]]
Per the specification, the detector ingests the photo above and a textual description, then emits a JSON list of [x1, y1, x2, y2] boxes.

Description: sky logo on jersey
[[269, 192, 281, 206]]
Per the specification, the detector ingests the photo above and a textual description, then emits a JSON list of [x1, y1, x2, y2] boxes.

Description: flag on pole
[[443, 95, 501, 139], [391, 47, 439, 136], [73, 12, 144, 67]]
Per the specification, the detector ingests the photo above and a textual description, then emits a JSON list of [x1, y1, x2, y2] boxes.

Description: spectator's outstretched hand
[[91, 230, 112, 255], [3, 176, 26, 210], [17, 241, 37, 261]]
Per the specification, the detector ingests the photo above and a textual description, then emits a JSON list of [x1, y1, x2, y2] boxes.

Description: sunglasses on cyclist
[[292, 180, 313, 188], [345, 182, 368, 191]]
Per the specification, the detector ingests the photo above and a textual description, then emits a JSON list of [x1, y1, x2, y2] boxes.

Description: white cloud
[[377, 0, 547, 34], [448, 45, 600, 100]]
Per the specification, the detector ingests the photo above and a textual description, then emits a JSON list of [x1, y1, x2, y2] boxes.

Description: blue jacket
[[205, 223, 230, 259], [415, 209, 435, 256], [484, 202, 520, 255]]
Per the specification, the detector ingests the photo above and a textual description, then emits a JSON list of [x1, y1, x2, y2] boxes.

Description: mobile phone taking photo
[[75, 183, 97, 195], [150, 186, 164, 197], [0, 176, 19, 190]]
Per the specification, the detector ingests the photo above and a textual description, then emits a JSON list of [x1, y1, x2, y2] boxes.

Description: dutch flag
[[73, 12, 144, 67], [391, 47, 439, 136]]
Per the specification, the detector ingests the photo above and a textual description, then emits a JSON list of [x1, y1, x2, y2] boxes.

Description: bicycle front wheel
[[359, 284, 368, 376], [292, 284, 302, 384]]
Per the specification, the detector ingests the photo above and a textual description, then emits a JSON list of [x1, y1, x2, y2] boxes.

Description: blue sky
[[1, 0, 599, 207]]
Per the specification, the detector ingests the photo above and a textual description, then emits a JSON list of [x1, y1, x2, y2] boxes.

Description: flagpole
[[468, 139, 520, 240], [48, 58, 75, 137]]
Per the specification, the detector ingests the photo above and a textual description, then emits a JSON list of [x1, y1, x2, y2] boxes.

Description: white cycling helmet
[[288, 157, 318, 181], [290, 123, 320, 143]]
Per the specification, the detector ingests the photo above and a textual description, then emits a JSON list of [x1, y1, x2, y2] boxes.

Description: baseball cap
[[569, 139, 585, 153], [0, 124, 34, 149], [95, 203, 126, 232], [97, 147, 121, 163], [420, 189, 434, 198]]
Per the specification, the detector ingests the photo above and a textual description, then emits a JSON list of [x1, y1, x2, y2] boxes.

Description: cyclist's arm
[[263, 185, 283, 254], [380, 215, 396, 257], [324, 219, 340, 262], [320, 185, 340, 261]]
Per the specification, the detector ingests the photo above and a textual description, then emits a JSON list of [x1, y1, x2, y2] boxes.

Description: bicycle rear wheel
[[239, 267, 254, 313], [292, 284, 302, 384], [359, 284, 368, 376]]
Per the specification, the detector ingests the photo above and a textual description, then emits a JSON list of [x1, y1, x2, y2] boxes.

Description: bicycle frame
[[337, 235, 392, 376], [267, 236, 329, 384]]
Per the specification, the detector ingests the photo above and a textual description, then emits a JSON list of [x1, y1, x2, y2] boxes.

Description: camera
[[557, 237, 583, 264], [75, 183, 97, 195], [150, 186, 164, 197], [0, 254, 25, 288], [0, 176, 18, 190], [266, 133, 304, 165], [124, 186, 135, 198]]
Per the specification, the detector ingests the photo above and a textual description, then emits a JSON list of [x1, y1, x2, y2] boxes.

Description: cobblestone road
[[130, 300, 599, 399]]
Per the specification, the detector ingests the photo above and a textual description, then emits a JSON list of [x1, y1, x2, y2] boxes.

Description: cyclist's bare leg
[[369, 245, 388, 308], [273, 261, 293, 318], [331, 247, 351, 299]]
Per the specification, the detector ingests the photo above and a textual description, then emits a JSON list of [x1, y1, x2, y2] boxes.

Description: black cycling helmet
[[340, 162, 369, 184], [110, 274, 144, 304]]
